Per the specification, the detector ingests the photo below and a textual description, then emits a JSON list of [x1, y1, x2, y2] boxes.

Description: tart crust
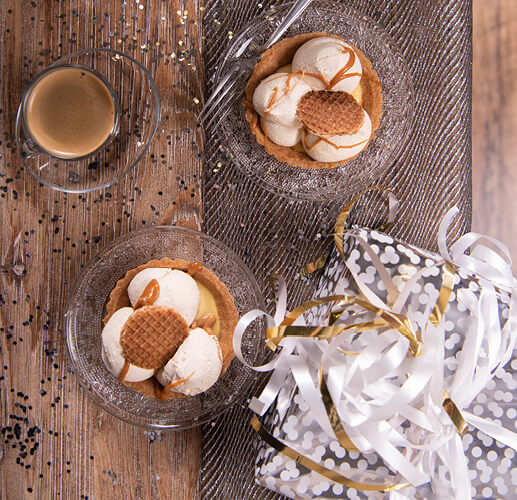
[[245, 32, 382, 169], [104, 257, 239, 399]]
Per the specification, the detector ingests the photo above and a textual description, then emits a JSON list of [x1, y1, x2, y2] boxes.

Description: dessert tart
[[245, 32, 382, 169], [101, 257, 239, 399]]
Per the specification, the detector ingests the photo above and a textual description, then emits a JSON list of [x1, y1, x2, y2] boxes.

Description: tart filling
[[245, 33, 382, 169], [102, 257, 239, 398]]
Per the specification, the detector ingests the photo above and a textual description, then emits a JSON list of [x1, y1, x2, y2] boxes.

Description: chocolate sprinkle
[[0, 0, 206, 495]]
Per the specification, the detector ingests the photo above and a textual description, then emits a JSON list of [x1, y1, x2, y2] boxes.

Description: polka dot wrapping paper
[[247, 211, 517, 499]]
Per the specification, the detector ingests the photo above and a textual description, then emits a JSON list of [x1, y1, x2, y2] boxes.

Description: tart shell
[[104, 257, 239, 399], [244, 32, 382, 169]]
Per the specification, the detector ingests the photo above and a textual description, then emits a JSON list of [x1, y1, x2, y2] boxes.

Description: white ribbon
[[235, 206, 517, 499]]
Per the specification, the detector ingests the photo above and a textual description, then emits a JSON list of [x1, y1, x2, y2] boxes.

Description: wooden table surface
[[0, 1, 204, 498], [472, 0, 517, 273], [1, 0, 514, 498]]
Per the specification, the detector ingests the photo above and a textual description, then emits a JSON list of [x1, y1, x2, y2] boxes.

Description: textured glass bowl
[[15, 48, 160, 193], [215, 1, 414, 201], [65, 226, 265, 429]]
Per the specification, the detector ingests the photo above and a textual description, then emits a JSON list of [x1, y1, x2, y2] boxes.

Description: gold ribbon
[[334, 185, 396, 257], [319, 370, 359, 453], [251, 415, 407, 492], [300, 253, 330, 278], [442, 391, 468, 436], [265, 294, 422, 357], [299, 186, 395, 277], [252, 189, 468, 491], [430, 261, 456, 326]]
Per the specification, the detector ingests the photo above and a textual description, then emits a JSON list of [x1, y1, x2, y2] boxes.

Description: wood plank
[[0, 1, 204, 498], [472, 0, 517, 270]]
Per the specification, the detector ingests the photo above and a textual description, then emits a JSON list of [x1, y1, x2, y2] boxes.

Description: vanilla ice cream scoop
[[260, 118, 302, 147], [157, 328, 223, 396], [253, 73, 312, 128], [292, 37, 362, 94], [127, 268, 200, 325], [101, 307, 154, 383], [302, 109, 372, 162]]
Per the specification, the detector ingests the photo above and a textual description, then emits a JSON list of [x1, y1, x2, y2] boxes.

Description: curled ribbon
[[234, 198, 517, 498]]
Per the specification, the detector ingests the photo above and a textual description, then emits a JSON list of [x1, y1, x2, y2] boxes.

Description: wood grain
[[0, 0, 499, 498], [0, 1, 204, 499], [472, 0, 517, 270]]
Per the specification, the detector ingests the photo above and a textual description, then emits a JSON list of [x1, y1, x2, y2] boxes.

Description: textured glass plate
[[65, 226, 265, 430], [15, 48, 160, 193], [215, 0, 414, 201]]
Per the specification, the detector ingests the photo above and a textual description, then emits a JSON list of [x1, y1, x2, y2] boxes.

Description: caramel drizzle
[[263, 45, 362, 118], [285, 73, 295, 93], [264, 86, 279, 117], [262, 73, 304, 118], [303, 134, 369, 151], [302, 43, 358, 89], [191, 313, 217, 334], [329, 45, 356, 89], [134, 279, 160, 309], [187, 261, 203, 276], [163, 371, 195, 392], [118, 360, 130, 383], [294, 54, 360, 90]]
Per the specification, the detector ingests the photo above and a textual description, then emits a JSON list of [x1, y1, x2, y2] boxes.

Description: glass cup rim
[[20, 63, 121, 161], [15, 47, 161, 193], [65, 225, 265, 430]]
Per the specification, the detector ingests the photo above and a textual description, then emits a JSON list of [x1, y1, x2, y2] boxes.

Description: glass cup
[[19, 64, 120, 161], [213, 1, 414, 201], [15, 48, 160, 193], [65, 226, 266, 429]]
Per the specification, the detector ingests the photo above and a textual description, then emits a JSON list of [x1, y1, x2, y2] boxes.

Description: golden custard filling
[[102, 257, 239, 399], [196, 281, 221, 335]]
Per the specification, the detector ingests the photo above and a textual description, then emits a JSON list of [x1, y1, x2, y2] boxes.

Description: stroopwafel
[[120, 306, 189, 369], [297, 90, 364, 136]]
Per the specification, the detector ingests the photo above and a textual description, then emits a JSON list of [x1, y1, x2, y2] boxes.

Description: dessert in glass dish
[[101, 258, 238, 398], [66, 226, 264, 429], [245, 33, 382, 169]]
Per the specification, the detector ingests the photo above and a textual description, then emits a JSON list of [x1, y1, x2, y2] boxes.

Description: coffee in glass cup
[[21, 65, 119, 160]]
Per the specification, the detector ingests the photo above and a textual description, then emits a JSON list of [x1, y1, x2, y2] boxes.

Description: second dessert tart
[[245, 32, 382, 169], [101, 257, 239, 399]]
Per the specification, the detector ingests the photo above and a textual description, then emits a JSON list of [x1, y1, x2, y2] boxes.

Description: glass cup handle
[[15, 106, 43, 158], [20, 137, 41, 158]]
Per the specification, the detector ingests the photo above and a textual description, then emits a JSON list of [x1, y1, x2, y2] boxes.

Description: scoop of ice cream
[[127, 268, 200, 326], [157, 328, 223, 396], [127, 268, 170, 304], [253, 73, 312, 128], [101, 307, 154, 383], [302, 109, 372, 162], [292, 37, 362, 94], [260, 118, 302, 147]]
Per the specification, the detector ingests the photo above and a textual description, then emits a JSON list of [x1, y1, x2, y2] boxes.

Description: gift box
[[234, 200, 517, 499]]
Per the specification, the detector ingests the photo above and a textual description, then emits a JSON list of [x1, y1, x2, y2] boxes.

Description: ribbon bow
[[234, 199, 517, 498]]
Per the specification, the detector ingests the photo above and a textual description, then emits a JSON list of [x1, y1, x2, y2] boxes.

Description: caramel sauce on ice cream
[[103, 258, 239, 398], [134, 279, 160, 309]]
